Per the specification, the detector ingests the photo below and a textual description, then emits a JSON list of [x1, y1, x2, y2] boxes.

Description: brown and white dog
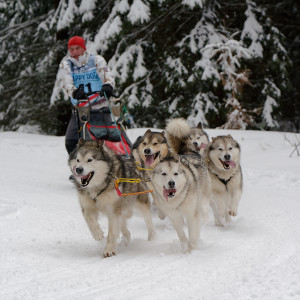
[[131, 129, 169, 219]]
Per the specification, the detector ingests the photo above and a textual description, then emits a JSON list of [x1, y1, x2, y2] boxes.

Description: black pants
[[65, 107, 118, 154], [65, 111, 79, 154]]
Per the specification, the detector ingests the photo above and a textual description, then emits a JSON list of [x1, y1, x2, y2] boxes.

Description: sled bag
[[85, 108, 121, 142]]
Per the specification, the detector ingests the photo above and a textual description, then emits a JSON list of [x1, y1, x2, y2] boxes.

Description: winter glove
[[72, 89, 87, 100], [101, 84, 114, 98]]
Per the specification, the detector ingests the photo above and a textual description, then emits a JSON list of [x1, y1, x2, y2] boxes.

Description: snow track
[[0, 130, 300, 300]]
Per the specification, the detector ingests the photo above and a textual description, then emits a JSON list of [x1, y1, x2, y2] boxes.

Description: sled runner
[[75, 91, 132, 156]]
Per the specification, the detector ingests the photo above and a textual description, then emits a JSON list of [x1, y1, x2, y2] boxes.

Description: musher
[[59, 36, 115, 154]]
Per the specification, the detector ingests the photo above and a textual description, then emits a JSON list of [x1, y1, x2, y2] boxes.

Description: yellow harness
[[114, 177, 153, 197], [134, 161, 153, 171]]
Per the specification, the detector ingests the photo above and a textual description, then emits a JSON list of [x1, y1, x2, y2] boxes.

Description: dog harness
[[134, 161, 153, 171], [214, 173, 233, 192], [114, 178, 153, 197]]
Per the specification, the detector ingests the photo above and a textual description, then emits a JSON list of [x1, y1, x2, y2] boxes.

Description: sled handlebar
[[75, 91, 121, 106], [85, 91, 119, 98]]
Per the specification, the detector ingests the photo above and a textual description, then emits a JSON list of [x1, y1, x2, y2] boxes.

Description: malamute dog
[[151, 154, 211, 253], [131, 129, 169, 219], [69, 139, 156, 257], [203, 135, 243, 226], [131, 129, 169, 169], [166, 118, 209, 155]]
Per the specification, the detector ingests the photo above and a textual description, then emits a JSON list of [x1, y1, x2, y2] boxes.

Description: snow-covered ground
[[1, 128, 300, 300]]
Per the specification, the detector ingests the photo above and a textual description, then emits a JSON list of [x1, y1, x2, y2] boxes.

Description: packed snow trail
[[0, 130, 300, 300]]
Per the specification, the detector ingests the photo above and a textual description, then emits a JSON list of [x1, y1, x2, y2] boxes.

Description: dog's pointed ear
[[146, 129, 152, 134], [197, 122, 203, 129], [158, 153, 166, 162], [161, 131, 165, 136], [212, 137, 216, 141], [227, 134, 233, 139], [173, 154, 180, 162], [78, 138, 85, 146], [97, 140, 104, 149]]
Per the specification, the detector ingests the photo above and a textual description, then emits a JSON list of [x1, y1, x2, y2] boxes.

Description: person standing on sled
[[59, 36, 115, 154]]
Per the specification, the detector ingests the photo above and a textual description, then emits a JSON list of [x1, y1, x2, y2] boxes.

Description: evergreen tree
[[0, 0, 298, 134], [0, 1, 59, 132]]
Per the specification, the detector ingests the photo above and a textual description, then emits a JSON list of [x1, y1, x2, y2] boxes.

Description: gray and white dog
[[69, 139, 156, 257], [166, 118, 209, 156], [151, 154, 211, 253], [203, 135, 243, 226]]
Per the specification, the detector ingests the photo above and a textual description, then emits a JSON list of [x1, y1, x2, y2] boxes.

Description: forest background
[[0, 0, 299, 135]]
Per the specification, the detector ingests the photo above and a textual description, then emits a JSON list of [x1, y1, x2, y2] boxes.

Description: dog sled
[[75, 91, 132, 156]]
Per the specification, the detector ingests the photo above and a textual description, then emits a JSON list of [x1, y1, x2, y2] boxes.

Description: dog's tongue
[[145, 155, 155, 166], [79, 174, 90, 179], [163, 187, 176, 201], [195, 143, 207, 151], [227, 160, 236, 168], [163, 187, 169, 201]]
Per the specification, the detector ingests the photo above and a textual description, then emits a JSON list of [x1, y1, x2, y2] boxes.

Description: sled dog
[[69, 139, 156, 257], [131, 129, 169, 169], [166, 118, 209, 155], [131, 129, 169, 219], [151, 154, 211, 253], [203, 135, 243, 226]]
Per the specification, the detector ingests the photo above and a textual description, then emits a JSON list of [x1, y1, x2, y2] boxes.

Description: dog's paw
[[103, 250, 116, 258], [103, 246, 116, 258], [158, 210, 166, 220], [215, 221, 225, 227], [228, 210, 237, 217], [186, 247, 195, 254], [91, 229, 104, 241], [120, 232, 131, 246], [147, 228, 156, 241], [120, 237, 129, 247]]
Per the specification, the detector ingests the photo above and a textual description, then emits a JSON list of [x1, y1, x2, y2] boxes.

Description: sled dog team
[[69, 118, 243, 257]]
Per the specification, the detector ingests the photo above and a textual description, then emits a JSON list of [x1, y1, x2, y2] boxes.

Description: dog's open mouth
[[79, 172, 94, 186], [73, 170, 94, 187], [163, 187, 176, 201], [195, 143, 207, 151], [219, 159, 236, 170], [145, 152, 160, 166]]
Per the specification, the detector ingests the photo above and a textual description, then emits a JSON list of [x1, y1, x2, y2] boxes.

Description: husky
[[131, 129, 169, 169], [131, 129, 169, 219], [151, 154, 211, 253], [203, 135, 243, 226], [166, 118, 209, 155], [69, 139, 156, 257]]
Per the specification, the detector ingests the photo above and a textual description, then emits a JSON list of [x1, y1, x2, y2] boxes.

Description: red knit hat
[[68, 36, 86, 50]]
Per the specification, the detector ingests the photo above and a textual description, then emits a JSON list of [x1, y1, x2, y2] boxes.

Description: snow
[[79, 0, 96, 21], [52, 0, 78, 31], [1, 128, 300, 300], [263, 96, 279, 128], [127, 0, 150, 24], [182, 0, 204, 9], [187, 92, 217, 127], [241, 1, 264, 58], [111, 44, 148, 84]]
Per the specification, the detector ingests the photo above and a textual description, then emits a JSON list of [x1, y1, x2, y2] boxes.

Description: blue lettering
[[69, 56, 103, 94], [73, 74, 86, 82], [86, 71, 99, 80]]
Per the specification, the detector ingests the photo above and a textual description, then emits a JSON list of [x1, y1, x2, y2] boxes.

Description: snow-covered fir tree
[[0, 0, 298, 133]]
